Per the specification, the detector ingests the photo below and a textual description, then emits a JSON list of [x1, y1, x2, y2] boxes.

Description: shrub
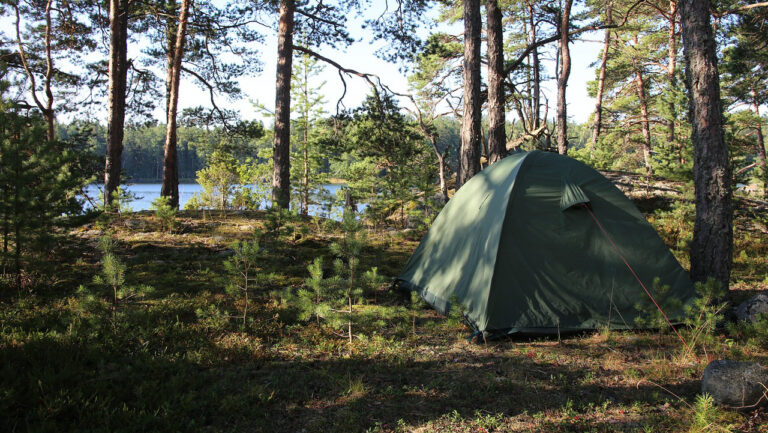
[[150, 196, 177, 233]]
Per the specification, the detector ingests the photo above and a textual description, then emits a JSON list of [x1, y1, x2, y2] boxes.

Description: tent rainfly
[[395, 151, 696, 336]]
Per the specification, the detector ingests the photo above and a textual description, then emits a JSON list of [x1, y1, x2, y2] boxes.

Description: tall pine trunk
[[636, 69, 653, 175], [272, 0, 295, 209], [160, 0, 190, 209], [301, 60, 310, 215], [752, 90, 767, 198], [486, 0, 505, 164], [429, 135, 449, 202], [667, 1, 680, 162], [680, 0, 733, 290], [528, 5, 541, 131], [104, 0, 129, 206], [634, 34, 653, 175], [556, 0, 572, 155], [590, 5, 611, 147], [459, 0, 482, 187], [42, 0, 55, 142]]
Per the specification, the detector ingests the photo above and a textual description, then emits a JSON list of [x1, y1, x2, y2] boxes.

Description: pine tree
[[224, 239, 261, 327], [290, 51, 329, 215]]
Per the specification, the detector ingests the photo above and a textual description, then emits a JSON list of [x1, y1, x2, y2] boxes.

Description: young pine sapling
[[330, 212, 367, 343], [91, 235, 153, 317], [150, 196, 177, 233], [224, 238, 261, 327]]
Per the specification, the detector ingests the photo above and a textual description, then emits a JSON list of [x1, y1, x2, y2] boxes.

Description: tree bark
[[486, 0, 505, 164], [590, 5, 611, 147], [634, 34, 653, 175], [528, 4, 541, 131], [104, 0, 129, 206], [667, 1, 682, 164], [272, 0, 295, 209], [556, 0, 573, 155], [636, 68, 653, 175], [301, 58, 310, 215], [13, 0, 56, 141], [752, 90, 767, 198], [680, 0, 733, 289], [160, 0, 190, 209], [459, 0, 482, 187], [429, 135, 449, 202]]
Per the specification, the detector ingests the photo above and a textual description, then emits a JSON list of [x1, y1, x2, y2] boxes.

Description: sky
[[1, 0, 603, 126], [174, 2, 604, 126]]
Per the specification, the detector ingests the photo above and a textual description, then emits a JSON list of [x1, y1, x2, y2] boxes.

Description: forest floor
[[1, 176, 768, 432]]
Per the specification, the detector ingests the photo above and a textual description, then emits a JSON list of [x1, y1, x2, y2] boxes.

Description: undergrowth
[[1, 199, 767, 432]]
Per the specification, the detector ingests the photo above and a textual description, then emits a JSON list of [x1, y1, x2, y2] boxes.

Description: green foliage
[[290, 257, 332, 323], [285, 212, 386, 342], [447, 294, 466, 327], [361, 267, 386, 298], [688, 394, 734, 433], [727, 313, 768, 351], [0, 90, 94, 289], [331, 93, 432, 229], [101, 186, 135, 215], [195, 304, 230, 332], [290, 51, 331, 215], [91, 234, 153, 311], [150, 196, 177, 233], [264, 207, 299, 243], [223, 238, 261, 327], [186, 149, 269, 211], [682, 279, 727, 352], [633, 277, 683, 330], [652, 195, 695, 255]]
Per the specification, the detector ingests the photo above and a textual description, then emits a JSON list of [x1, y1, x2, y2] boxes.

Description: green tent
[[395, 151, 696, 335]]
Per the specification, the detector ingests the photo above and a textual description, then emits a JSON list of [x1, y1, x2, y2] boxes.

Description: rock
[[431, 193, 448, 207], [124, 219, 145, 230], [405, 215, 421, 229], [212, 235, 225, 243], [701, 360, 768, 407], [735, 293, 768, 323], [217, 249, 235, 258]]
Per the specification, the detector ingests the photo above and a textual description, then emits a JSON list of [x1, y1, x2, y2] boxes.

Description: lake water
[[83, 183, 359, 217]]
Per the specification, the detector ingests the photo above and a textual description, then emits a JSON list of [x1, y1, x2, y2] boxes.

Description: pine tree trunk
[[105, 0, 129, 207], [634, 44, 653, 176], [680, 0, 733, 290], [667, 1, 679, 161], [429, 135, 449, 202], [590, 6, 611, 147], [160, 0, 190, 209], [459, 0, 482, 188], [43, 0, 55, 142], [556, 0, 572, 155], [486, 0, 505, 164], [752, 91, 767, 198], [243, 271, 248, 327], [302, 65, 310, 216], [303, 145, 309, 215], [273, 0, 295, 209], [528, 5, 541, 131]]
